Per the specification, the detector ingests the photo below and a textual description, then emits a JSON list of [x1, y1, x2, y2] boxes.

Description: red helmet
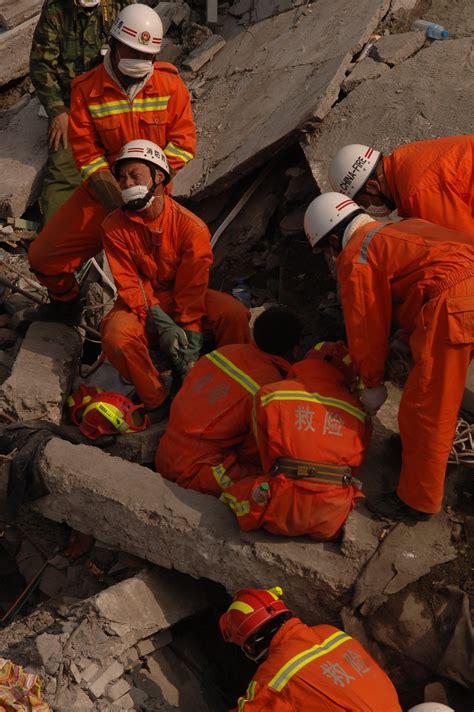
[[67, 384, 105, 425], [308, 341, 356, 383], [219, 587, 290, 646], [79, 392, 149, 440]]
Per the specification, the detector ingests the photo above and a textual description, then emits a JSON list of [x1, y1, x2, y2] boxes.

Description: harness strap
[[272, 457, 360, 488]]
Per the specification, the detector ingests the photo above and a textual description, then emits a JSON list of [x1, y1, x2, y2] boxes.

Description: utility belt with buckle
[[271, 457, 362, 489]]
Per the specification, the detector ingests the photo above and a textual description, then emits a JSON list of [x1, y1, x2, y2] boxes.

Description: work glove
[[359, 384, 388, 416], [148, 305, 188, 371], [179, 330, 204, 377], [88, 169, 123, 213]]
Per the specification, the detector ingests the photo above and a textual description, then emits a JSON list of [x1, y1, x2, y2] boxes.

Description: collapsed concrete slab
[[0, 16, 37, 87], [34, 438, 362, 624], [302, 38, 474, 193], [174, 0, 390, 199], [0, 0, 42, 31], [0, 322, 81, 423], [0, 96, 48, 219], [341, 57, 389, 93]]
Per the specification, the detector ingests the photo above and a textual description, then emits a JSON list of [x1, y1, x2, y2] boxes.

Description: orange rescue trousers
[[398, 277, 474, 512], [101, 290, 251, 410]]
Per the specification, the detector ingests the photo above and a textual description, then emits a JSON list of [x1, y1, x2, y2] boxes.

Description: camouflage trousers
[[40, 146, 81, 226]]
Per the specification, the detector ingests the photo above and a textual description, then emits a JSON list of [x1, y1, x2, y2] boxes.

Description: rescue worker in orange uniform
[[220, 587, 402, 711], [220, 342, 368, 540], [156, 307, 302, 494], [28, 4, 196, 324], [304, 192, 474, 521], [100, 139, 250, 418], [329, 136, 474, 235]]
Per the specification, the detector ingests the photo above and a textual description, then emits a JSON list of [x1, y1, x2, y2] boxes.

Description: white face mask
[[77, 0, 100, 7], [121, 184, 155, 211], [365, 202, 392, 218], [118, 58, 153, 79]]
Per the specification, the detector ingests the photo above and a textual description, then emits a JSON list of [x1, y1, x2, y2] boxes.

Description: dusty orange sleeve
[[173, 223, 212, 331], [163, 75, 197, 172], [101, 219, 159, 319], [232, 680, 294, 711], [338, 261, 392, 388], [408, 181, 474, 235], [69, 80, 109, 181]]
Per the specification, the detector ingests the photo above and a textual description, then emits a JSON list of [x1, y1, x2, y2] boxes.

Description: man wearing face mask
[[28, 3, 196, 326], [100, 140, 251, 420], [328, 136, 474, 235], [30, 0, 132, 224]]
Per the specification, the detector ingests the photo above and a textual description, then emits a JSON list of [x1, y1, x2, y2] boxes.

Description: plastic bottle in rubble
[[411, 19, 449, 40]]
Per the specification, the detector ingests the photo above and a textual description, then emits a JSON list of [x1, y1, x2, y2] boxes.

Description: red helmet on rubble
[[309, 341, 356, 383], [219, 587, 290, 646], [67, 384, 105, 425], [79, 392, 149, 440]]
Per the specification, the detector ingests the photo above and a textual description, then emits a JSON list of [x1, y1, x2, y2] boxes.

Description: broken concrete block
[[105, 678, 132, 703], [81, 662, 101, 684], [423, 0, 474, 39], [104, 422, 167, 465], [228, 0, 253, 17], [341, 503, 385, 562], [280, 205, 305, 236], [352, 511, 456, 615], [0, 0, 42, 31], [251, 0, 293, 23], [55, 686, 94, 712], [183, 34, 225, 72], [0, 322, 81, 423], [36, 439, 365, 623], [175, 0, 390, 200], [160, 37, 183, 65], [0, 328, 18, 347], [386, 0, 419, 23], [39, 565, 69, 598], [302, 39, 474, 193], [111, 692, 135, 710], [0, 96, 48, 218], [372, 31, 425, 66], [35, 633, 62, 675], [88, 661, 124, 699], [16, 539, 44, 582], [128, 686, 149, 707], [136, 638, 156, 657], [342, 56, 389, 92], [152, 628, 173, 650], [171, 1, 191, 26], [154, 2, 175, 34], [0, 16, 37, 87]]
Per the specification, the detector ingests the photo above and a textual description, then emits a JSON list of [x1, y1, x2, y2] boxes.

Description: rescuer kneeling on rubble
[[329, 136, 474, 235], [220, 341, 369, 540], [303, 192, 474, 522], [99, 139, 250, 421], [220, 587, 402, 711], [156, 307, 301, 493]]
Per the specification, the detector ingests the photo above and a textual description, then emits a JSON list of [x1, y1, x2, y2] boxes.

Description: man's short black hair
[[253, 307, 302, 357]]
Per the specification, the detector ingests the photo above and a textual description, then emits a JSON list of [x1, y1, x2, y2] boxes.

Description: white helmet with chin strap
[[329, 144, 381, 198], [408, 704, 454, 711], [304, 192, 361, 248], [110, 4, 163, 54], [113, 139, 170, 183]]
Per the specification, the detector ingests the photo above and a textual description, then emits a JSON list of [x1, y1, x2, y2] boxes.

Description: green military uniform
[[30, 0, 133, 224]]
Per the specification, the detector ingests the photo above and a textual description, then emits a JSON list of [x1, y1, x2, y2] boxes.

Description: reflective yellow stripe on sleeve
[[87, 96, 170, 119], [211, 463, 233, 490], [164, 141, 194, 164], [220, 492, 250, 517], [260, 390, 366, 423], [269, 631, 351, 692], [237, 679, 257, 710], [206, 351, 260, 396], [81, 155, 109, 180]]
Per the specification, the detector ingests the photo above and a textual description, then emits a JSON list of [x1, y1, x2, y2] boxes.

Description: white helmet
[[304, 192, 361, 248], [110, 4, 163, 55], [329, 144, 381, 198], [113, 139, 170, 183], [408, 705, 454, 711]]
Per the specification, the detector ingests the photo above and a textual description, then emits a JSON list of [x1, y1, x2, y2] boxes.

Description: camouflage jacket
[[30, 0, 133, 117]]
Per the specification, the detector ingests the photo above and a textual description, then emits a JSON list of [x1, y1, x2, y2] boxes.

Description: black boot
[[23, 295, 82, 326]]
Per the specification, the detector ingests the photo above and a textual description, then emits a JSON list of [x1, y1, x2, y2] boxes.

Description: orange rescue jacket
[[69, 61, 196, 180], [155, 343, 290, 488], [337, 218, 474, 387], [101, 196, 212, 331], [383, 135, 474, 235], [234, 618, 402, 711]]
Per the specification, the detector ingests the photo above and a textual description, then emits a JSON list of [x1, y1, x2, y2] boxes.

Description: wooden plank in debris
[[0, 0, 42, 31], [0, 15, 38, 87], [183, 34, 225, 72]]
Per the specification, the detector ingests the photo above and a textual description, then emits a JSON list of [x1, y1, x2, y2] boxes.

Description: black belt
[[270, 457, 362, 489]]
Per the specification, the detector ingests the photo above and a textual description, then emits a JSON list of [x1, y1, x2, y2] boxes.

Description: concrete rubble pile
[[0, 0, 473, 710]]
